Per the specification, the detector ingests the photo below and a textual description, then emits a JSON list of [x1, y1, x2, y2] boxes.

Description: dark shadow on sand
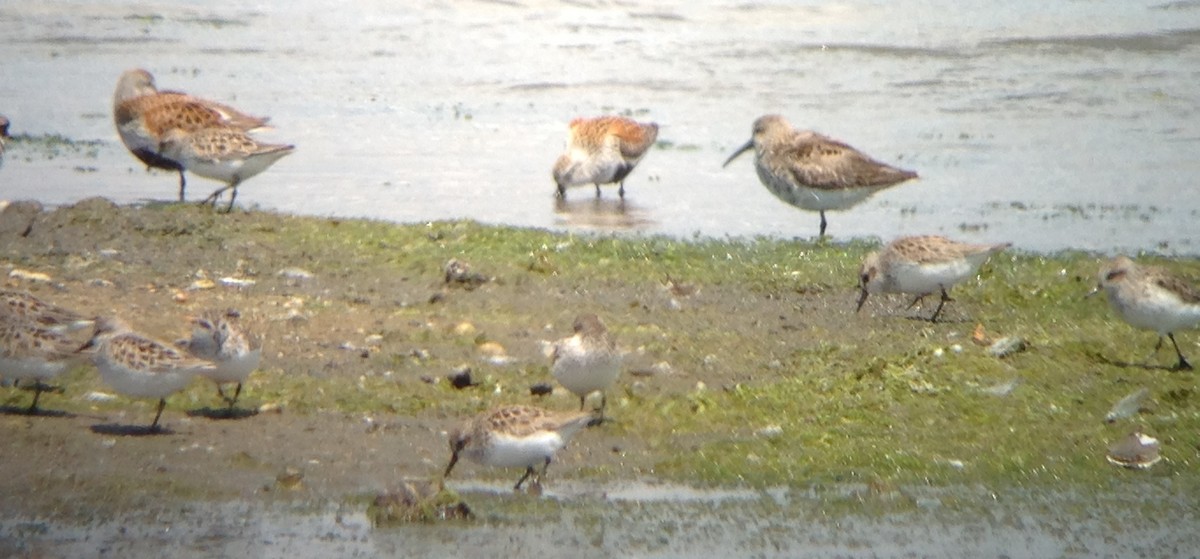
[[187, 406, 259, 420], [90, 423, 175, 437], [1089, 352, 1181, 372], [0, 405, 74, 418]]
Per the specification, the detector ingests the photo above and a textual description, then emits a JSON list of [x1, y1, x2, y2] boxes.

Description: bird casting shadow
[[187, 406, 259, 421], [90, 423, 176, 437], [1088, 351, 1181, 372], [0, 405, 74, 418]]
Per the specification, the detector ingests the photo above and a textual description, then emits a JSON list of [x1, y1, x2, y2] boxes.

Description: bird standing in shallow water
[[443, 405, 597, 493], [112, 68, 273, 202], [723, 114, 917, 237], [1093, 255, 1200, 371], [552, 116, 658, 200], [157, 126, 295, 212]]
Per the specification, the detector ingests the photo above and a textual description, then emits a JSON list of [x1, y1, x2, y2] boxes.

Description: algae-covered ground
[[1, 199, 1198, 555]]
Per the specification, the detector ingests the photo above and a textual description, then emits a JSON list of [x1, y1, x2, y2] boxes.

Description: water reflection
[[552, 196, 655, 232]]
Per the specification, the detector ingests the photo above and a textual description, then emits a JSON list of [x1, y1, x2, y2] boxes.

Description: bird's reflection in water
[[553, 196, 654, 231]]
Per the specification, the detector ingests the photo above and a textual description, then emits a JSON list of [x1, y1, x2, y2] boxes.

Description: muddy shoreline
[[1, 198, 1198, 556]]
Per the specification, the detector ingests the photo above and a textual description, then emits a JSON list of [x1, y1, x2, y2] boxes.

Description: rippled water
[[2, 1, 1199, 254]]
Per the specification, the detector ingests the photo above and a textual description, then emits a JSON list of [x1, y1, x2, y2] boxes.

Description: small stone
[[448, 367, 477, 389], [529, 382, 553, 397], [986, 336, 1027, 358], [1106, 431, 1162, 470]]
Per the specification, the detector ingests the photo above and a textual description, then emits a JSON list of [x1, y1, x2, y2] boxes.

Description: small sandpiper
[[157, 126, 295, 212], [857, 235, 1011, 322], [550, 314, 622, 417], [178, 309, 263, 412], [81, 317, 216, 432], [443, 405, 597, 493], [1093, 255, 1200, 370]]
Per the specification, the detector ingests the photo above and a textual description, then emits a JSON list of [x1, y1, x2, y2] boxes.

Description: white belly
[[0, 356, 69, 383], [883, 259, 978, 295], [201, 348, 262, 384], [95, 361, 196, 399], [552, 342, 621, 397], [1111, 288, 1200, 335], [480, 431, 565, 468]]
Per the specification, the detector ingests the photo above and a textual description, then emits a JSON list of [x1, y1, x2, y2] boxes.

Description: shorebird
[[552, 116, 658, 199], [178, 308, 262, 411], [723, 114, 917, 237], [0, 314, 86, 414], [81, 317, 216, 432], [857, 235, 1011, 322], [157, 126, 295, 212], [0, 289, 92, 333], [112, 68, 271, 202], [550, 314, 622, 416], [443, 405, 597, 492], [1093, 256, 1200, 371]]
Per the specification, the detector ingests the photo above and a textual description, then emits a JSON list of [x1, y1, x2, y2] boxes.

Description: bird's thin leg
[[578, 395, 586, 411], [818, 211, 828, 237], [224, 179, 241, 213], [929, 287, 953, 323], [1168, 333, 1193, 371], [25, 383, 44, 415], [177, 171, 188, 201], [618, 182, 625, 199], [905, 294, 927, 310], [594, 183, 602, 198], [514, 466, 535, 491], [150, 398, 167, 432]]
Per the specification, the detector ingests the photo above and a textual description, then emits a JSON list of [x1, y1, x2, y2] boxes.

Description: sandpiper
[[157, 126, 295, 212], [723, 114, 917, 237], [857, 235, 1011, 322], [1094, 256, 1200, 371], [551, 314, 622, 416], [552, 116, 658, 199], [81, 317, 215, 432], [443, 405, 597, 492], [0, 289, 92, 333], [112, 68, 272, 201], [178, 309, 262, 411], [0, 315, 85, 414]]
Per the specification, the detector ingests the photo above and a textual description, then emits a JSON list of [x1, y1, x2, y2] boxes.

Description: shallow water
[[3, 481, 1197, 558], [1, 1, 1199, 254]]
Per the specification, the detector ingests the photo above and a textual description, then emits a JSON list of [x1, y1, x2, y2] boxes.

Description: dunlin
[[0, 289, 92, 333], [552, 116, 658, 199], [0, 315, 85, 414], [81, 317, 215, 432], [1094, 256, 1200, 371], [178, 309, 262, 411], [723, 114, 917, 237], [157, 126, 294, 212], [112, 68, 271, 201], [857, 235, 1011, 322], [443, 405, 597, 492], [551, 314, 622, 416]]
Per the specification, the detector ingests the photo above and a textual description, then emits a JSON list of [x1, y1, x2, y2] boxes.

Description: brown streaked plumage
[[857, 235, 1010, 322], [552, 116, 658, 199], [0, 317, 86, 414], [157, 126, 295, 212], [1094, 256, 1200, 370], [723, 114, 917, 237], [444, 405, 597, 492], [112, 68, 271, 202], [0, 289, 92, 332], [81, 316, 216, 432]]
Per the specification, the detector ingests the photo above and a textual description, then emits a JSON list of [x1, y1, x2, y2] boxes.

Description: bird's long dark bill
[[722, 139, 755, 168], [855, 288, 870, 312], [442, 453, 459, 479]]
